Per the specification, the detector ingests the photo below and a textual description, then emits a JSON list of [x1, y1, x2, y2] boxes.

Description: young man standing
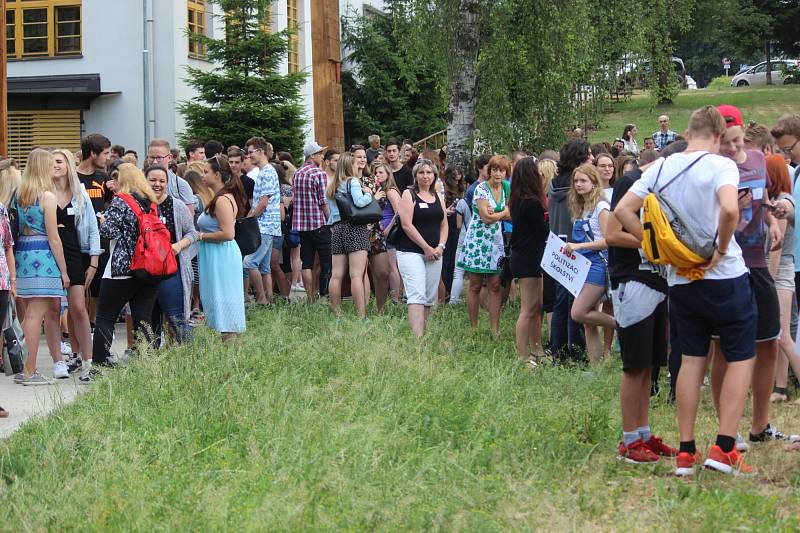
[[185, 139, 205, 162], [652, 114, 677, 151], [606, 157, 676, 463], [228, 146, 255, 202], [77, 133, 115, 324], [243, 137, 282, 305], [615, 105, 756, 476], [716, 105, 797, 448], [292, 141, 332, 300], [385, 139, 412, 191], [147, 139, 195, 212]]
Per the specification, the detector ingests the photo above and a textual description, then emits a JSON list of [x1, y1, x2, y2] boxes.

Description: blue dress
[[197, 210, 246, 333], [15, 200, 65, 298]]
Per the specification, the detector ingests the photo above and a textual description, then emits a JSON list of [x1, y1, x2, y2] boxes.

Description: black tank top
[[396, 190, 444, 253]]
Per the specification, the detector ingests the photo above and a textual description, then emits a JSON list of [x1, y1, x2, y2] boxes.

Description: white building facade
[[5, 0, 383, 161]]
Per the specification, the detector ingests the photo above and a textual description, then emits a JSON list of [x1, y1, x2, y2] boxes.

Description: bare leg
[[676, 355, 709, 442], [602, 300, 615, 356], [329, 254, 347, 317], [270, 248, 290, 297], [571, 284, 614, 363], [486, 275, 503, 339], [515, 277, 542, 360], [408, 303, 425, 337], [291, 247, 302, 286], [67, 285, 93, 361], [261, 272, 274, 303], [751, 339, 778, 434], [22, 298, 55, 376], [370, 252, 390, 313], [621, 368, 651, 432], [302, 269, 317, 301], [348, 251, 369, 319], [248, 269, 268, 304], [466, 273, 482, 331], [774, 289, 799, 393], [43, 300, 62, 363]]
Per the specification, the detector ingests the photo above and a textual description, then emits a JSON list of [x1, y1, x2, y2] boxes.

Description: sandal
[[771, 387, 790, 403], [0, 406, 9, 418]]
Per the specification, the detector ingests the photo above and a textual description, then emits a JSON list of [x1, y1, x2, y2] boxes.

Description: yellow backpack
[[640, 154, 713, 281]]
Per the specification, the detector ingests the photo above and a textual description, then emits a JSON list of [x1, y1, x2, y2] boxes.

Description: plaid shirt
[[652, 130, 677, 151], [291, 162, 329, 231]]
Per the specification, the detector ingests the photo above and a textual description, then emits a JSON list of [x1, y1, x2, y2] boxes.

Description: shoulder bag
[[335, 178, 383, 225], [234, 216, 261, 256]]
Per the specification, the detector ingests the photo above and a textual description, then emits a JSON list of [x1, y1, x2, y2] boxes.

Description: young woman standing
[[326, 152, 373, 319], [379, 164, 403, 303], [563, 163, 616, 363], [458, 155, 512, 339], [441, 165, 465, 300], [509, 157, 548, 365], [50, 149, 100, 378], [365, 162, 392, 312], [15, 149, 70, 385], [197, 155, 247, 342]]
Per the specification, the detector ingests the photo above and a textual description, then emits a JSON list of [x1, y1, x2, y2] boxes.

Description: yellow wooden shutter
[[7, 110, 81, 164]]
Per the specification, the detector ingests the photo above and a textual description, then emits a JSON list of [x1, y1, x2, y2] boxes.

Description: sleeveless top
[[396, 190, 444, 254]]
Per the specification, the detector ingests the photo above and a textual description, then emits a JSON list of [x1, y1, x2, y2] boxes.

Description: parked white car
[[686, 75, 697, 90], [731, 60, 800, 87]]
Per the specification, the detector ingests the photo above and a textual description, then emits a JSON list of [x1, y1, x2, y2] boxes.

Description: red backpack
[[118, 193, 178, 281]]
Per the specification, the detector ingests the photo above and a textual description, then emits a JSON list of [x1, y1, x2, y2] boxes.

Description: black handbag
[[385, 216, 402, 245], [3, 299, 26, 375], [234, 216, 261, 256], [334, 179, 383, 225], [7, 194, 19, 249]]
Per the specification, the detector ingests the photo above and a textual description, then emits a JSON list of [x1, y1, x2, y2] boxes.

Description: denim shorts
[[243, 233, 274, 274]]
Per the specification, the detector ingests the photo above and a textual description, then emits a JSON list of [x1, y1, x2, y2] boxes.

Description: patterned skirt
[[15, 234, 65, 298]]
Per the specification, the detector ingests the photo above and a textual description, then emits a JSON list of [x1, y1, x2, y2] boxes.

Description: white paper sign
[[540, 232, 592, 297]]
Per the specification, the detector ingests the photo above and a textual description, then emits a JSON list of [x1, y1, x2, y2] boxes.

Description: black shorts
[[669, 273, 756, 363], [619, 300, 667, 371], [750, 267, 780, 342], [299, 226, 331, 269]]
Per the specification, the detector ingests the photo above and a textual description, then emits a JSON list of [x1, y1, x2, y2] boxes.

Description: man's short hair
[[124, 149, 138, 158], [185, 139, 204, 157], [771, 114, 800, 140], [204, 139, 224, 158], [81, 133, 111, 160], [368, 134, 380, 143], [149, 138, 171, 150], [511, 150, 527, 161], [744, 124, 774, 150], [639, 148, 659, 165], [170, 148, 181, 160], [385, 138, 401, 150], [644, 136, 654, 143], [227, 145, 244, 159], [688, 106, 726, 138], [245, 136, 269, 152], [658, 114, 669, 122], [111, 144, 125, 155], [474, 153, 491, 173]]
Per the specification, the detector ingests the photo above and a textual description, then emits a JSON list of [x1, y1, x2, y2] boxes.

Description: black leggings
[[92, 277, 159, 364]]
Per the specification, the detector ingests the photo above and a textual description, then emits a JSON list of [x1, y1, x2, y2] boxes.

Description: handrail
[[413, 129, 447, 151]]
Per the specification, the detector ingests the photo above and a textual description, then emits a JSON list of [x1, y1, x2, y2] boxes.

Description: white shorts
[[396, 251, 443, 307]]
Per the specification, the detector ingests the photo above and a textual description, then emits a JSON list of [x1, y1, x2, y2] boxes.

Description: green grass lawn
[[2, 301, 800, 529], [591, 85, 800, 144]]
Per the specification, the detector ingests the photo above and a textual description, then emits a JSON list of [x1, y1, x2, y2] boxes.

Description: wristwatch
[[437, 243, 446, 250]]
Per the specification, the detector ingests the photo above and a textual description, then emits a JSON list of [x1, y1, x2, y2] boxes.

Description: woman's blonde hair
[[51, 148, 84, 212], [0, 159, 21, 207], [568, 163, 604, 220], [116, 163, 157, 203], [537, 159, 557, 193], [371, 162, 397, 192], [184, 160, 214, 206], [326, 152, 357, 199], [18, 148, 55, 208]]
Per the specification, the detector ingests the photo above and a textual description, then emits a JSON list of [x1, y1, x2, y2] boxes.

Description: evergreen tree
[[179, 0, 306, 157], [341, 5, 447, 147]]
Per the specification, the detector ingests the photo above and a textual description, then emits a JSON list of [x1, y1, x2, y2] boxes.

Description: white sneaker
[[60, 340, 72, 355], [53, 361, 69, 379], [736, 433, 749, 452]]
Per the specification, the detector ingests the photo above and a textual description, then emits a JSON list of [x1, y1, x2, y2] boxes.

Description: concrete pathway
[[0, 323, 128, 438]]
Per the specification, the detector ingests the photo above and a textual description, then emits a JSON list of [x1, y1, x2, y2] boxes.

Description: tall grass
[[0, 301, 799, 530]]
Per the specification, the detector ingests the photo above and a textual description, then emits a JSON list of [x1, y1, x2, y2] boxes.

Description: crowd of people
[[0, 107, 798, 477]]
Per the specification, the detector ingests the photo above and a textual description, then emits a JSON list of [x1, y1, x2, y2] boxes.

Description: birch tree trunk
[[445, 0, 480, 175]]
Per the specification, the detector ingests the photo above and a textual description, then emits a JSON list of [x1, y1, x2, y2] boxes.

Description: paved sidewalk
[[0, 323, 128, 438]]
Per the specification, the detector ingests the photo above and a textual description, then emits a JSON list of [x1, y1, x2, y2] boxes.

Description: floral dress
[[457, 181, 506, 274], [363, 174, 388, 255]]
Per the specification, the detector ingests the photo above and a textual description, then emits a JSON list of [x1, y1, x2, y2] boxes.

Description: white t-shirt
[[628, 151, 748, 286], [581, 200, 610, 241]]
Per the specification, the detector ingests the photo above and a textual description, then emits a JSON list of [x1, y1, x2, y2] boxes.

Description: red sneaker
[[644, 435, 678, 457], [618, 439, 659, 464], [703, 445, 753, 475], [675, 451, 700, 477]]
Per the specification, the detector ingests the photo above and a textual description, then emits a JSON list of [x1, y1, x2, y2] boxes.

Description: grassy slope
[[1, 302, 800, 530], [590, 85, 800, 144]]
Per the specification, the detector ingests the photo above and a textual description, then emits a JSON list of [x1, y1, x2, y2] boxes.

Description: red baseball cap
[[717, 104, 743, 128]]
